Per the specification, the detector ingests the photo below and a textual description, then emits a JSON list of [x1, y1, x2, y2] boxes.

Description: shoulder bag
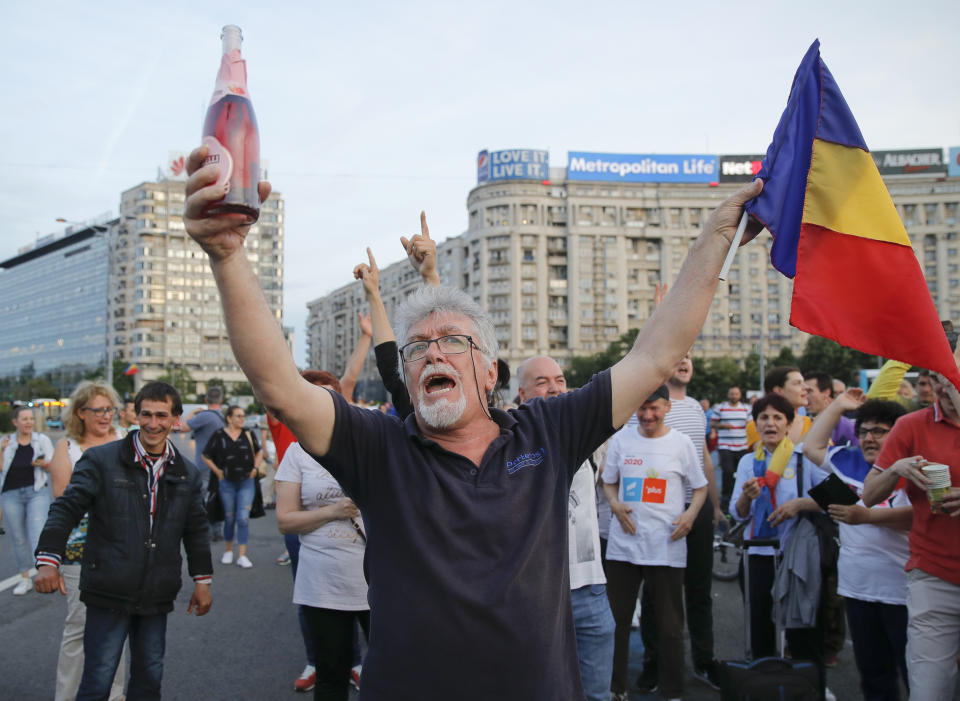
[[245, 429, 266, 519]]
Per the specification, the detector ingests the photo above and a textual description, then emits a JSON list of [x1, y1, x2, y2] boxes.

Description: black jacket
[[36, 431, 212, 614]]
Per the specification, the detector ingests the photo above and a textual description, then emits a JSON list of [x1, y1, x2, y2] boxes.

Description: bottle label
[[209, 50, 249, 104], [202, 136, 234, 193]]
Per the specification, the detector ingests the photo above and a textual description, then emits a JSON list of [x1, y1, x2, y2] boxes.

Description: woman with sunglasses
[[47, 381, 126, 701], [0, 406, 55, 595], [202, 405, 262, 568]]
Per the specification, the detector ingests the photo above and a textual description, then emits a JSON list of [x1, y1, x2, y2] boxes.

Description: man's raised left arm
[[609, 180, 762, 427]]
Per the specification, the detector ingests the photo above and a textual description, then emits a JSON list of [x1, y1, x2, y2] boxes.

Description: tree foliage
[[232, 381, 254, 397], [798, 336, 877, 387], [566, 330, 881, 404], [0, 362, 87, 401], [566, 329, 639, 388], [111, 363, 134, 398], [157, 366, 196, 398]]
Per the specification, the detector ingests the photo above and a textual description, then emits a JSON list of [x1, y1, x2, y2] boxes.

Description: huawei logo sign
[[170, 156, 186, 176]]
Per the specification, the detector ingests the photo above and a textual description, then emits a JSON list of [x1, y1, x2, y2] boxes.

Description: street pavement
[[0, 430, 952, 699]]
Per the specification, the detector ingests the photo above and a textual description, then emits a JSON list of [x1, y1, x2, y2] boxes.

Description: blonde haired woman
[[47, 381, 126, 701]]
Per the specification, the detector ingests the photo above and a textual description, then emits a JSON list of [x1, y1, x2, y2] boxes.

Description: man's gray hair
[[394, 285, 499, 363], [205, 386, 224, 404]]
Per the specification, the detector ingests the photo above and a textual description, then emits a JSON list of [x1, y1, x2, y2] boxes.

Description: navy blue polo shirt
[[312, 370, 615, 701]]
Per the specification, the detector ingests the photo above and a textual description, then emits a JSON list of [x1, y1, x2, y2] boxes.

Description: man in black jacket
[[35, 381, 212, 700]]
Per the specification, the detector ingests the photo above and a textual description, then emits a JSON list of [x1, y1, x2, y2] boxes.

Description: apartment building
[[111, 178, 286, 389], [306, 147, 959, 397]]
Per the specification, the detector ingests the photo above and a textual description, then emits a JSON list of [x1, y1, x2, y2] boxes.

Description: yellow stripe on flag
[[802, 139, 911, 247]]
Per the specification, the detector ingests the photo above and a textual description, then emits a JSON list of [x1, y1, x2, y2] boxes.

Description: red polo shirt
[[874, 402, 960, 586], [266, 413, 297, 464]]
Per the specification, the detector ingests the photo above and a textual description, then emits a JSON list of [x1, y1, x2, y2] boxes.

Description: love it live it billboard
[[567, 151, 717, 183], [477, 149, 549, 183]]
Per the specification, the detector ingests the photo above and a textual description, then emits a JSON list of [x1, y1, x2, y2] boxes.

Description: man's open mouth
[[425, 375, 456, 394]]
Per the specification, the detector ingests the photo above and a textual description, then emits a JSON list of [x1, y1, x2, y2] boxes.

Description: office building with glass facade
[[0, 223, 113, 380]]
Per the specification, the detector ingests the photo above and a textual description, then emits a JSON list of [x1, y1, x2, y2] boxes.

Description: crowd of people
[[0, 150, 958, 701]]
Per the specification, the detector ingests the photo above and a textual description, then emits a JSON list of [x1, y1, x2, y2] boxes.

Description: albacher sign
[[871, 148, 946, 176]]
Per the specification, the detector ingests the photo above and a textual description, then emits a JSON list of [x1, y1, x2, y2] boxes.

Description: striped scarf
[[133, 432, 173, 532], [750, 436, 794, 539]]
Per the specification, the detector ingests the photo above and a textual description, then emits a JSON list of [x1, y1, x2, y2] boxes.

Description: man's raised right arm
[[183, 146, 334, 456]]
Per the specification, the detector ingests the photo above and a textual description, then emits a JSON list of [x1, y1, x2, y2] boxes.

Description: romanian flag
[[746, 40, 960, 387], [124, 363, 139, 376]]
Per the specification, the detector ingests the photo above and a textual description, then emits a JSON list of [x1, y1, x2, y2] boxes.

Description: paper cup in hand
[[922, 463, 952, 512]]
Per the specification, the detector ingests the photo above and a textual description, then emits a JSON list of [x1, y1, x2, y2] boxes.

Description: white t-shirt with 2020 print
[[602, 426, 706, 568], [275, 442, 368, 611]]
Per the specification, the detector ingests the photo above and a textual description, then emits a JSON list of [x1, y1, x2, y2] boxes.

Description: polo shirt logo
[[506, 447, 546, 475]]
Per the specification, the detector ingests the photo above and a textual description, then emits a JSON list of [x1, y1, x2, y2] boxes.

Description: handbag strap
[[244, 430, 263, 477]]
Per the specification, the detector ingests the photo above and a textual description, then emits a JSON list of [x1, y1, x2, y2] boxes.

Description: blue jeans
[[77, 604, 167, 701], [571, 583, 615, 701], [219, 477, 254, 544], [0, 484, 51, 572]]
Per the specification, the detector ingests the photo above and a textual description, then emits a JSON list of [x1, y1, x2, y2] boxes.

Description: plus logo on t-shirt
[[642, 476, 667, 504], [621, 470, 668, 503]]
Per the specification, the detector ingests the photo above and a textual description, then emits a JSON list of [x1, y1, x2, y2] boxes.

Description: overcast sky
[[2, 1, 958, 364]]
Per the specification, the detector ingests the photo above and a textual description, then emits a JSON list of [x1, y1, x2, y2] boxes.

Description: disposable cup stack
[[922, 463, 952, 512]]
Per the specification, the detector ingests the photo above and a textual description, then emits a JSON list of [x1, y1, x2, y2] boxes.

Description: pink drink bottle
[[201, 24, 260, 223]]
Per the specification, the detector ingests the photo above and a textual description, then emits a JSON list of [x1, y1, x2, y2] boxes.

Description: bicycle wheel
[[712, 539, 742, 582]]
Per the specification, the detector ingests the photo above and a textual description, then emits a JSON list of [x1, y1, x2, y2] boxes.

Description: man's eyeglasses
[[856, 426, 890, 439], [400, 334, 478, 363], [81, 407, 117, 418]]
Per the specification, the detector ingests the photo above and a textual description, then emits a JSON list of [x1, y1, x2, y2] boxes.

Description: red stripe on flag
[[792, 223, 960, 386]]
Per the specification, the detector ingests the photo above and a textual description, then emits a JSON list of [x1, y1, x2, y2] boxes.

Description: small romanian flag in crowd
[[746, 39, 960, 388], [124, 363, 139, 376]]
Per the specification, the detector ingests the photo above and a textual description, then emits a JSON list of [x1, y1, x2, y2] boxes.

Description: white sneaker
[[221, 551, 234, 565], [294, 664, 316, 692], [12, 577, 31, 596], [236, 555, 253, 568]]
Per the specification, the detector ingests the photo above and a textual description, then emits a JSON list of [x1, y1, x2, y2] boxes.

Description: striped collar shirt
[[133, 431, 173, 532]]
